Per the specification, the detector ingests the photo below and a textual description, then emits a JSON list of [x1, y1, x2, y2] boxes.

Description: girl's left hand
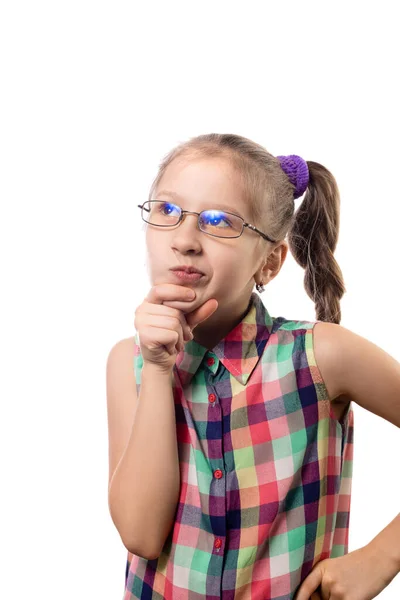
[[294, 544, 398, 600]]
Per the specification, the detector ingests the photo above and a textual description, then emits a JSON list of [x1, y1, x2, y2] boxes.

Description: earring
[[256, 281, 265, 293]]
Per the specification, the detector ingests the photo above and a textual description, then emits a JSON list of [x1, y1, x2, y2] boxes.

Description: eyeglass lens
[[142, 200, 244, 238]]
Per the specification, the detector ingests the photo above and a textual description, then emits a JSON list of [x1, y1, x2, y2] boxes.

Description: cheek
[[212, 251, 248, 275], [146, 230, 161, 256], [144, 248, 159, 276]]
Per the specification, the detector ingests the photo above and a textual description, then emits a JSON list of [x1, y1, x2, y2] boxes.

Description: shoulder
[[274, 318, 345, 400], [106, 336, 137, 379], [269, 318, 352, 420], [106, 336, 138, 412], [107, 336, 136, 361], [313, 321, 400, 427], [312, 321, 356, 403]]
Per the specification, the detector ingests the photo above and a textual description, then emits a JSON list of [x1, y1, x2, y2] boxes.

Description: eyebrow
[[154, 190, 242, 216]]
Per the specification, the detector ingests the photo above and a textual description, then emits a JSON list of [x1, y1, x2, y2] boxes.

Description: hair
[[146, 133, 346, 324]]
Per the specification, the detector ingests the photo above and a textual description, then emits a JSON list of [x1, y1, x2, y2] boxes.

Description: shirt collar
[[174, 292, 274, 387]]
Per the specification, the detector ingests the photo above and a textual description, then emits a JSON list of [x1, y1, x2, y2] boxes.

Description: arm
[[295, 323, 400, 599], [367, 512, 400, 574], [315, 321, 400, 554], [313, 321, 400, 428], [107, 342, 180, 561]]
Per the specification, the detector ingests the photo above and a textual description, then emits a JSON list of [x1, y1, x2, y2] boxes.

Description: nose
[[179, 211, 202, 231], [171, 211, 203, 251]]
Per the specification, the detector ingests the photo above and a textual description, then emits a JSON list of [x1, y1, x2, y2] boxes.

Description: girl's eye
[[160, 202, 180, 216], [202, 211, 232, 228]]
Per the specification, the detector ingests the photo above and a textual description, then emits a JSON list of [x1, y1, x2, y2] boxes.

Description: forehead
[[154, 156, 249, 217]]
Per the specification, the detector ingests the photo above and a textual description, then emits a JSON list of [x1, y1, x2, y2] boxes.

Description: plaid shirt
[[123, 292, 354, 600]]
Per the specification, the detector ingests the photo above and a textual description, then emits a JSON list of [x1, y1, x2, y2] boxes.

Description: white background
[[1, 1, 399, 598]]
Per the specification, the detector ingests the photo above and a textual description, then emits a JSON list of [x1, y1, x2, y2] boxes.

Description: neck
[[192, 293, 254, 351]]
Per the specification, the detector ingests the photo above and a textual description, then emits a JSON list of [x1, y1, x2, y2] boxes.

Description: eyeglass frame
[[137, 200, 278, 243]]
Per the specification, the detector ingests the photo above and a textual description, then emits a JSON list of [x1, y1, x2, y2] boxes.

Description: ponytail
[[288, 161, 346, 324]]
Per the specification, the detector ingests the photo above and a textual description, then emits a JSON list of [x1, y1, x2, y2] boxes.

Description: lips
[[170, 266, 204, 275], [170, 270, 203, 282]]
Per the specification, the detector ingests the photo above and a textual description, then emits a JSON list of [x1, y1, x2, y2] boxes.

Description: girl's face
[[145, 155, 269, 315]]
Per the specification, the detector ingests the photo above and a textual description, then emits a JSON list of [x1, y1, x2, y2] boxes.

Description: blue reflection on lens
[[159, 202, 181, 216], [201, 210, 232, 228]]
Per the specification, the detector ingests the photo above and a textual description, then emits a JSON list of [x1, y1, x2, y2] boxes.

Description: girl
[[107, 133, 400, 600]]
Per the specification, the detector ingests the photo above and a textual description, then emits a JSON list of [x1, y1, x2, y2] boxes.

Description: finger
[[146, 283, 196, 306], [139, 303, 193, 341], [140, 314, 186, 353], [185, 298, 219, 330], [140, 326, 180, 356], [294, 568, 323, 600]]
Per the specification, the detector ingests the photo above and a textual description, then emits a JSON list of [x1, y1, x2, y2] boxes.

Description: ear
[[260, 241, 288, 284]]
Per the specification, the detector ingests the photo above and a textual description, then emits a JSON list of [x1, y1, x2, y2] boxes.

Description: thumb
[[187, 298, 219, 331]]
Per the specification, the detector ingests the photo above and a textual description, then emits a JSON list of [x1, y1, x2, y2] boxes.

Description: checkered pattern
[[122, 292, 354, 599]]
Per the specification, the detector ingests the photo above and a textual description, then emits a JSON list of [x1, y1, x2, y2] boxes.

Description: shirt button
[[214, 469, 223, 479], [208, 393, 216, 403], [214, 538, 222, 549], [206, 356, 215, 366]]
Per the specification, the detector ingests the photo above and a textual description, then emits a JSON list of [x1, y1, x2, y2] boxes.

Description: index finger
[[146, 283, 196, 305]]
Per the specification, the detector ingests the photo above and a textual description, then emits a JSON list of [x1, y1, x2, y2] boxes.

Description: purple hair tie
[[276, 154, 309, 199]]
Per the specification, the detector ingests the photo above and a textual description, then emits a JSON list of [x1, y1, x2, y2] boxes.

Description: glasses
[[137, 200, 277, 242]]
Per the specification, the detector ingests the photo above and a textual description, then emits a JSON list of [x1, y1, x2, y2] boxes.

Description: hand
[[294, 545, 398, 600], [134, 283, 218, 373], [160, 286, 219, 336]]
